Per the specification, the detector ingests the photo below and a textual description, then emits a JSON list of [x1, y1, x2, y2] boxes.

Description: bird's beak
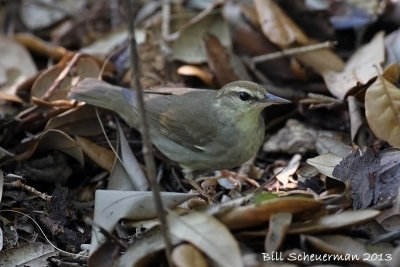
[[264, 93, 291, 104]]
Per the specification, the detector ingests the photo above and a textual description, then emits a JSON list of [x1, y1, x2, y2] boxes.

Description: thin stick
[[4, 177, 52, 201], [122, 1, 173, 266], [252, 41, 336, 63], [162, 0, 171, 41]]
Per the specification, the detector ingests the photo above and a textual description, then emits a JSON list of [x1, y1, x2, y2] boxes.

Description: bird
[[68, 78, 290, 176]]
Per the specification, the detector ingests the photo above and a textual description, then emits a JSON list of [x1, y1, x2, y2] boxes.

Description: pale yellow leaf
[[365, 76, 400, 147]]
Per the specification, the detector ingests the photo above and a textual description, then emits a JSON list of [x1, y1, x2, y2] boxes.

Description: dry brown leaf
[[383, 63, 400, 84], [289, 209, 380, 234], [31, 57, 100, 101], [322, 31, 385, 100], [253, 0, 309, 48], [204, 33, 240, 86], [35, 129, 85, 166], [365, 76, 400, 147], [14, 33, 67, 60], [31, 66, 71, 101], [75, 136, 115, 172], [168, 211, 242, 267], [293, 45, 345, 74], [218, 197, 323, 230], [265, 212, 292, 253], [172, 244, 208, 267], [177, 65, 216, 87]]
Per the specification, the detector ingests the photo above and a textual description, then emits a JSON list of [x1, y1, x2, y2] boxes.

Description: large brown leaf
[[365, 76, 400, 148]]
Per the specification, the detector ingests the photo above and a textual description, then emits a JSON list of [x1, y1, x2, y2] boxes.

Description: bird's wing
[[145, 89, 218, 152]]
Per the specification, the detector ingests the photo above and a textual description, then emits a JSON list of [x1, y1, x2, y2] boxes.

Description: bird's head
[[216, 81, 290, 116]]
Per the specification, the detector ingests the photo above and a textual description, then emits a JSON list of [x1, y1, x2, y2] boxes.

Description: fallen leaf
[[14, 33, 67, 60], [276, 154, 301, 185], [322, 31, 385, 100], [169, 211, 243, 267], [253, 0, 308, 48], [20, 0, 86, 30], [0, 35, 37, 99], [306, 153, 343, 178], [332, 149, 400, 209], [172, 244, 208, 267], [289, 209, 380, 234], [218, 197, 323, 230], [365, 76, 400, 147], [203, 33, 250, 86], [90, 190, 197, 253], [172, 13, 230, 63], [75, 136, 115, 172], [45, 105, 103, 136], [0, 242, 57, 266], [265, 212, 292, 253], [107, 122, 148, 191], [177, 65, 216, 87]]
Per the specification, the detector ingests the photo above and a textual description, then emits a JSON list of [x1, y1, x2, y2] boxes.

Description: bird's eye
[[238, 91, 251, 101]]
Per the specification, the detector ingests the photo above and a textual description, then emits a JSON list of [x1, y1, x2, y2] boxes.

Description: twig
[[4, 179, 52, 201], [251, 41, 337, 63], [161, 0, 170, 41], [122, 1, 173, 266]]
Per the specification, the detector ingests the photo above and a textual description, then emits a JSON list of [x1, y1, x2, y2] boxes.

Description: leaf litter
[[0, 0, 399, 266]]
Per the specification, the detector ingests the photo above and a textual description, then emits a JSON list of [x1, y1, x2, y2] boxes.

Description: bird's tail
[[68, 78, 138, 127]]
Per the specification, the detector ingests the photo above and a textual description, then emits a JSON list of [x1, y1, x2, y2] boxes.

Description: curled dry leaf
[[45, 105, 103, 136], [218, 197, 323, 230], [177, 65, 216, 87], [322, 31, 385, 100], [13, 129, 84, 167], [31, 57, 100, 101], [365, 76, 400, 148], [253, 0, 309, 48], [90, 190, 197, 253], [168, 211, 242, 267], [107, 122, 148, 191], [75, 136, 115, 172]]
